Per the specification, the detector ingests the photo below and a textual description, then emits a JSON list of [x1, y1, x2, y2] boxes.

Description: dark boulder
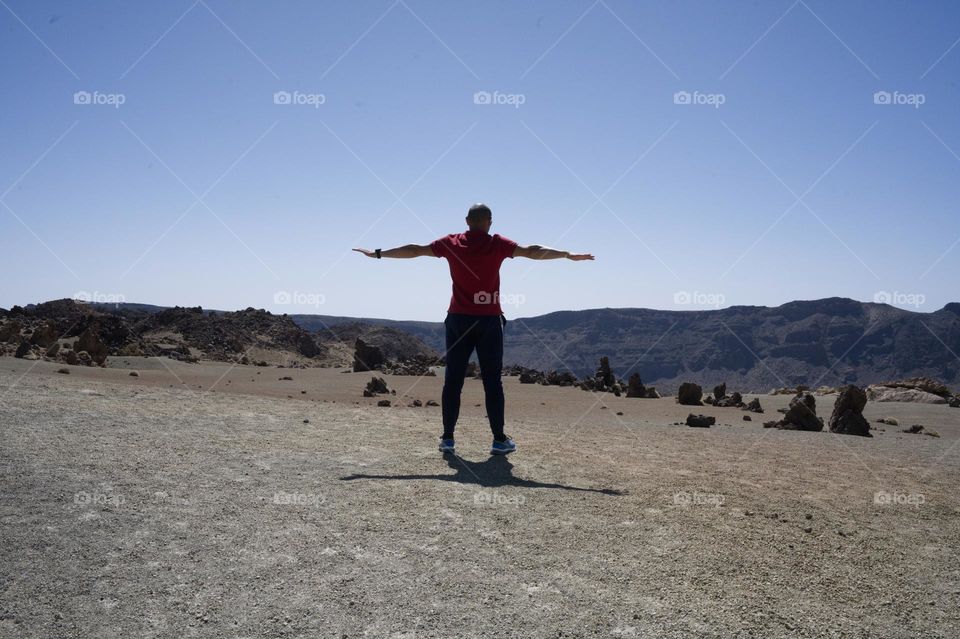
[[364, 376, 389, 395], [828, 385, 872, 437], [676, 382, 703, 406], [353, 337, 385, 372], [14, 340, 31, 358], [626, 373, 647, 398], [769, 393, 823, 431], [713, 383, 727, 401], [76, 327, 108, 365], [686, 413, 715, 428]]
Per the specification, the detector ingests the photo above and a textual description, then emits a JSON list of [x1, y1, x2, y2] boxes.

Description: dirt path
[[1, 360, 958, 637]]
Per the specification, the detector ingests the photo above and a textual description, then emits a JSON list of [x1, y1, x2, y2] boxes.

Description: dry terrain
[[1, 357, 959, 638]]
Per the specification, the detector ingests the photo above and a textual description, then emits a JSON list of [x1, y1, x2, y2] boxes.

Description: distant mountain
[[292, 298, 960, 392], [11, 298, 958, 392]]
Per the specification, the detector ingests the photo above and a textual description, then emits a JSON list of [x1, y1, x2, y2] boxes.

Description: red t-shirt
[[430, 230, 518, 315]]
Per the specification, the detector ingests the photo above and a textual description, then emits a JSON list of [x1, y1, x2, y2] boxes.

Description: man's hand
[[353, 245, 434, 259], [513, 244, 595, 260]]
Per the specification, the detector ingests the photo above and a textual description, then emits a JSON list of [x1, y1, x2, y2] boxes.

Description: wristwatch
[[375, 248, 382, 259]]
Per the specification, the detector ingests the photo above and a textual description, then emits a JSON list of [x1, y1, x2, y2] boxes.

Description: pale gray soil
[[1, 358, 959, 638]]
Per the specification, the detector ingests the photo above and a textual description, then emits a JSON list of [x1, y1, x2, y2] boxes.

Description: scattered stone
[[616, 411, 623, 416], [377, 399, 391, 407], [129, 371, 139, 377], [279, 376, 293, 381], [925, 430, 940, 438], [803, 527, 813, 534], [426, 400, 439, 406], [303, 419, 310, 424], [743, 397, 764, 413], [715, 391, 743, 408], [63, 350, 79, 366], [743, 415, 752, 421], [409, 399, 423, 407], [676, 382, 703, 406], [903, 424, 924, 434], [56, 367, 70, 374], [828, 385, 872, 437], [685, 413, 715, 428]]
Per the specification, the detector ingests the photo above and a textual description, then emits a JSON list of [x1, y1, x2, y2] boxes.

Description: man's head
[[466, 203, 492, 232]]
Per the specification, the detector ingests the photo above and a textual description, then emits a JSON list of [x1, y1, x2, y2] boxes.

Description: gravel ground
[[1, 359, 959, 638]]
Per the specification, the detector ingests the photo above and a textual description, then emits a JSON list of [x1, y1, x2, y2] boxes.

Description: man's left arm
[[353, 244, 435, 259]]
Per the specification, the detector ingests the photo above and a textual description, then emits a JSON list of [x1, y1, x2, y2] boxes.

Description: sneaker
[[439, 438, 456, 453], [490, 436, 516, 455]]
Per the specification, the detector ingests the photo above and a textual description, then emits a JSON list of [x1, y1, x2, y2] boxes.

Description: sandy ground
[[1, 357, 959, 638]]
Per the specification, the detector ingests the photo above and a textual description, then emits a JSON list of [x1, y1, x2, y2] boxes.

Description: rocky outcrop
[[828, 385, 871, 437], [866, 387, 947, 404], [76, 327, 108, 366], [763, 393, 824, 431]]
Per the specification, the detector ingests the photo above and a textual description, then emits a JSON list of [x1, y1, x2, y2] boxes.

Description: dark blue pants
[[441, 313, 506, 441]]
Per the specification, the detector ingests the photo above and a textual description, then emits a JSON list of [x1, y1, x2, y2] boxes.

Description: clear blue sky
[[2, 0, 958, 320]]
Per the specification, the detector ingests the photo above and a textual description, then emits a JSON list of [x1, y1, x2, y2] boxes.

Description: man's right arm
[[512, 244, 594, 261]]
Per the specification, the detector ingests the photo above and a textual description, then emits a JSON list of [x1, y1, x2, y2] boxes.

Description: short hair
[[467, 203, 491, 223]]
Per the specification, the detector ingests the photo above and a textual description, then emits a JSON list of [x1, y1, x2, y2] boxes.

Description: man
[[354, 203, 594, 455]]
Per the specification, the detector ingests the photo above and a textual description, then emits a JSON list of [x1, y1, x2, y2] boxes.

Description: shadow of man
[[341, 453, 624, 495]]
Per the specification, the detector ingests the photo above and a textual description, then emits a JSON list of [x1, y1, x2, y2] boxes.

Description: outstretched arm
[[353, 244, 435, 259], [512, 244, 594, 260]]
